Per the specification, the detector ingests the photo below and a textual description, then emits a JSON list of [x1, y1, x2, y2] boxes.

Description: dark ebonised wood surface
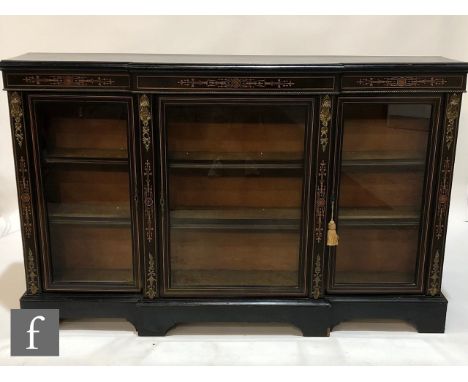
[[2, 53, 468, 71]]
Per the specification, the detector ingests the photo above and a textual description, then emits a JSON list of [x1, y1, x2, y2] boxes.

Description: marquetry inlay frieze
[[177, 77, 295, 89], [342, 75, 464, 91], [5, 73, 130, 89]]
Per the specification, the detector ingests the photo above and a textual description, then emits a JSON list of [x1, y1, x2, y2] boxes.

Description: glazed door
[[30, 95, 140, 291], [159, 97, 314, 296], [328, 96, 441, 293]]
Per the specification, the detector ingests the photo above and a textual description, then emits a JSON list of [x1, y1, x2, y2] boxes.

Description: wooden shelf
[[48, 217, 131, 226], [43, 156, 128, 166], [341, 151, 426, 169], [169, 151, 304, 162], [45, 148, 128, 160], [339, 207, 420, 226], [169, 160, 303, 171], [342, 158, 425, 169], [48, 203, 131, 226], [170, 208, 301, 230], [48, 202, 130, 218]]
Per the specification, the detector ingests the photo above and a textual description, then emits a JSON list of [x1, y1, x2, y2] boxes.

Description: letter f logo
[[26, 315, 45, 350]]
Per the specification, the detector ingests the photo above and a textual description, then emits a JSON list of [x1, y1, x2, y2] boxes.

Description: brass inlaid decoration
[[312, 254, 322, 299], [319, 96, 332, 152], [145, 252, 157, 299], [177, 77, 295, 89], [137, 75, 336, 91], [445, 93, 461, 150], [18, 157, 33, 238], [314, 160, 327, 243], [428, 251, 441, 296], [143, 160, 154, 243], [22, 74, 115, 87], [10, 92, 24, 147], [139, 94, 152, 151], [356, 76, 448, 88], [342, 75, 465, 91], [435, 159, 451, 239], [26, 249, 39, 295]]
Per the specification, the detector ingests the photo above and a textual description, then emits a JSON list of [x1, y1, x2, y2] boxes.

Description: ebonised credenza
[[2, 53, 467, 336]]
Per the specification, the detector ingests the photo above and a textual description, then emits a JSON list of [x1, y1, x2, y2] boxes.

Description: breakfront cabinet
[[2, 54, 467, 336]]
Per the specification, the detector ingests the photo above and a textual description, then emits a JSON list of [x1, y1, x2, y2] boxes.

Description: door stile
[[138, 93, 158, 299], [310, 95, 335, 299]]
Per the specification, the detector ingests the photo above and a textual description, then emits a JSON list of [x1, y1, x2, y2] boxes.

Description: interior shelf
[[43, 156, 129, 166], [170, 208, 301, 230], [338, 207, 421, 226], [48, 203, 131, 226], [48, 217, 131, 226], [169, 160, 303, 170], [342, 158, 425, 169], [48, 202, 130, 218], [44, 148, 128, 160], [169, 151, 304, 162], [342, 150, 427, 161]]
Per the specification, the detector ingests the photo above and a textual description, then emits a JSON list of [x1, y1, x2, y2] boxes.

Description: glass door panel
[[330, 100, 435, 291], [32, 98, 137, 290], [162, 100, 312, 294]]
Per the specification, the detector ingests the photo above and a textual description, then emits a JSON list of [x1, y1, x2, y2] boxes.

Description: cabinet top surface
[[1, 53, 468, 71]]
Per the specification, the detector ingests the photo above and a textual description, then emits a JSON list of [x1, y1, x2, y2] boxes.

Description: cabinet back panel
[[170, 229, 300, 287], [171, 229, 300, 271], [339, 170, 424, 208], [36, 100, 129, 158], [49, 224, 134, 283], [170, 175, 303, 209], [166, 104, 306, 161], [46, 118, 128, 153], [334, 226, 417, 284], [45, 167, 130, 205]]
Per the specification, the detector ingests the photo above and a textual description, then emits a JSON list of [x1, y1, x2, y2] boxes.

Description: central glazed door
[[158, 97, 315, 296]]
